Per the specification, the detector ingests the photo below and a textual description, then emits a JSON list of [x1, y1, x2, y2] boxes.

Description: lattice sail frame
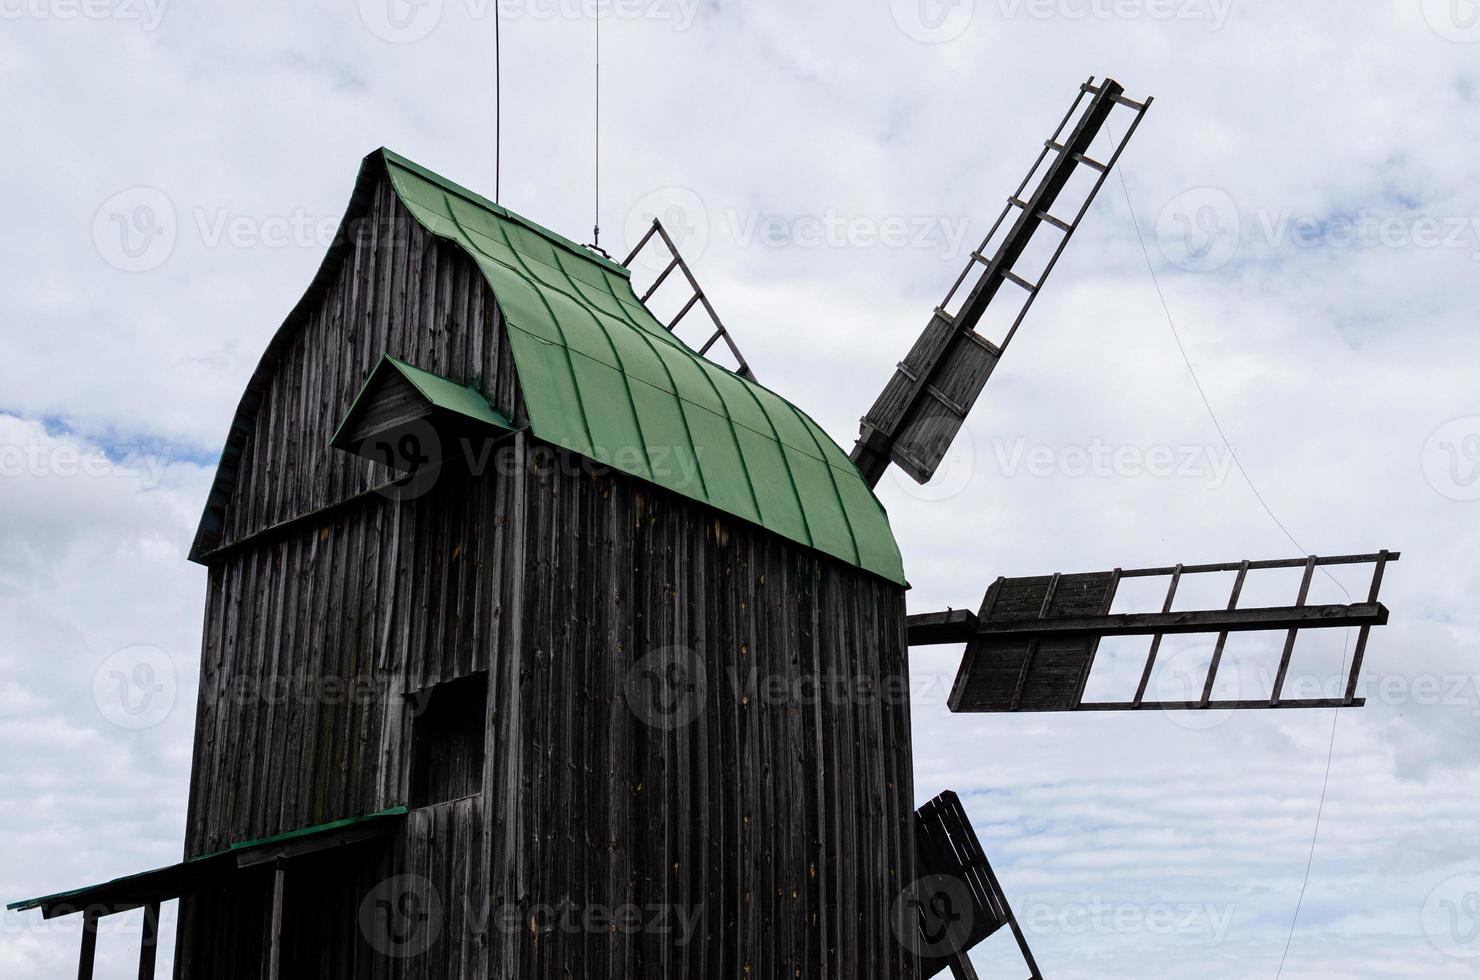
[[907, 552, 1398, 714], [852, 76, 1152, 488], [621, 217, 756, 381]]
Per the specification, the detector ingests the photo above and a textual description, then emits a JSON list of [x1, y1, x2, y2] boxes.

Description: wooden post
[[1133, 564, 1182, 705], [1271, 556, 1318, 704], [1344, 550, 1390, 704], [267, 863, 285, 980], [77, 907, 99, 980], [947, 949, 981, 979], [137, 901, 160, 980], [1005, 913, 1044, 979], [1199, 560, 1250, 706]]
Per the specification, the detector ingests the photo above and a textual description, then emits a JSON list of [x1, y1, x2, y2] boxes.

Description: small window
[[407, 672, 487, 808]]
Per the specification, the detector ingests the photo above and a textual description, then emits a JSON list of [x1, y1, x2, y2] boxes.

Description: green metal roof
[[330, 353, 517, 450], [380, 149, 905, 585]]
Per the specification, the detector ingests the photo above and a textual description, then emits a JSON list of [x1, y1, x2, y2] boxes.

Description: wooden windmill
[[8, 76, 1396, 980]]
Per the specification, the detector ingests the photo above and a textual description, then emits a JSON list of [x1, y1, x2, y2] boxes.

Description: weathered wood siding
[[211, 173, 517, 552], [487, 450, 917, 980], [178, 166, 918, 978], [184, 466, 513, 854], [180, 171, 517, 979]]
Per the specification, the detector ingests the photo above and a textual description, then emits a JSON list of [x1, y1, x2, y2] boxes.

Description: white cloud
[[0, 416, 207, 978], [2, 0, 1478, 975]]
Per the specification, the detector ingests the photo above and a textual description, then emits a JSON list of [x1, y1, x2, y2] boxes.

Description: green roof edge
[[7, 807, 409, 912], [328, 354, 516, 449], [218, 804, 409, 854]]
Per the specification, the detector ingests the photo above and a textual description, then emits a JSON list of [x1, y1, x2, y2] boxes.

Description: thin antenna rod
[[494, 0, 501, 202], [593, 1, 601, 246]]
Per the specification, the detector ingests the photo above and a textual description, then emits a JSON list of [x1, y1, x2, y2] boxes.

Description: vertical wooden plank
[[77, 908, 99, 980], [1007, 574, 1061, 710], [268, 864, 285, 980], [137, 901, 160, 980]]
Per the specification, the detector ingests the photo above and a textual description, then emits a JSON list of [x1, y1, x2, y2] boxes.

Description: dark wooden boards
[[948, 572, 1118, 713], [912, 791, 1041, 980], [933, 553, 1398, 714], [199, 171, 514, 557], [480, 452, 917, 980]]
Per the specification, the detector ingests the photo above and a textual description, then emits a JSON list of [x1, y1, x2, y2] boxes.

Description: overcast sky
[[3, 0, 1479, 976]]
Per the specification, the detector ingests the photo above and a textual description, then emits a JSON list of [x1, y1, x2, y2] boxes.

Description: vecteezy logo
[[1151, 642, 1244, 732], [625, 647, 707, 730], [1422, 417, 1480, 501], [890, 426, 976, 503], [623, 188, 709, 274], [359, 874, 443, 958], [1422, 0, 1480, 42], [92, 645, 177, 730], [1155, 187, 1240, 273], [891, 874, 975, 958], [358, 0, 444, 43], [1423, 874, 1480, 958], [369, 418, 444, 502], [889, 0, 975, 43], [92, 188, 177, 273]]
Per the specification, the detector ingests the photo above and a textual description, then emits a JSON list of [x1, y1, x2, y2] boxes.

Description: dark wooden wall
[[178, 168, 918, 978], [212, 174, 518, 553], [487, 451, 916, 980]]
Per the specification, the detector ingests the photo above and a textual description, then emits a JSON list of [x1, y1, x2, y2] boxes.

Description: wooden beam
[[947, 951, 981, 979], [972, 845, 1044, 979], [1270, 556, 1318, 704], [1009, 574, 1061, 710], [906, 609, 980, 645], [137, 901, 159, 980], [911, 602, 1387, 645], [1073, 567, 1123, 706], [77, 908, 98, 980], [1199, 560, 1250, 706], [1344, 550, 1392, 704], [1134, 563, 1182, 706], [45, 901, 143, 921], [1076, 697, 1365, 712], [1113, 551, 1400, 577]]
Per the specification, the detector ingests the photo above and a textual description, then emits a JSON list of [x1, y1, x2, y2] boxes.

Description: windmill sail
[[852, 77, 1151, 488], [907, 551, 1398, 713], [622, 216, 757, 381], [907, 791, 1042, 980]]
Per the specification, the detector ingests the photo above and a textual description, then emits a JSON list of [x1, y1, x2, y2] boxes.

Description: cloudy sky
[[2, 0, 1478, 976]]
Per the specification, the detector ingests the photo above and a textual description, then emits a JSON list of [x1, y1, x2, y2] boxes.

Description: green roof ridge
[[380, 148, 630, 278]]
